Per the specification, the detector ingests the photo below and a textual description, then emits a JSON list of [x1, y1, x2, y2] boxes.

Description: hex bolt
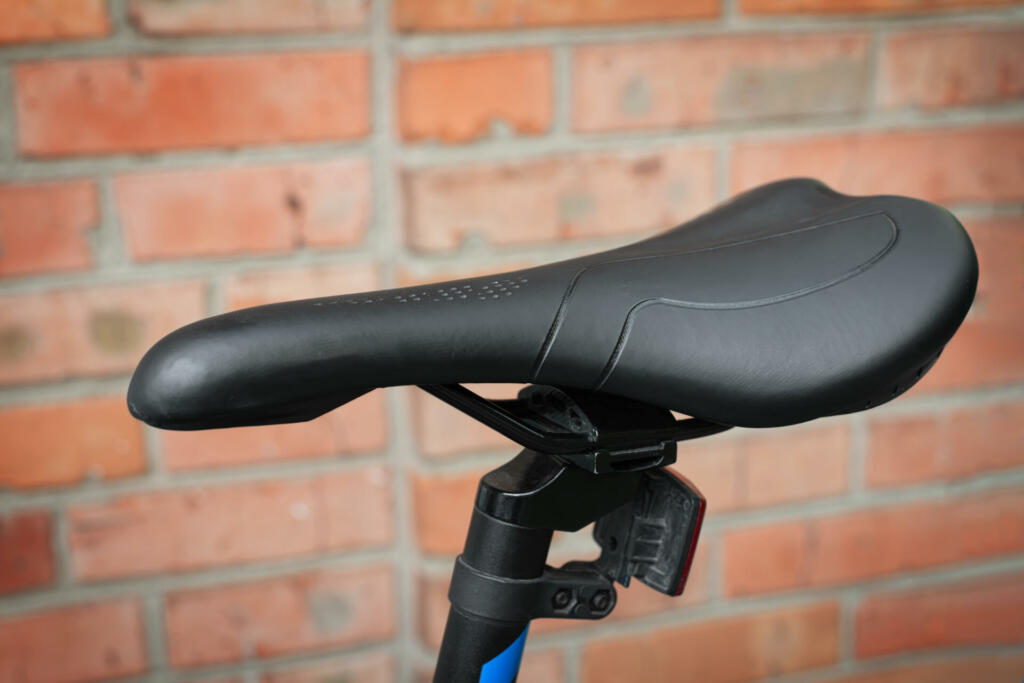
[[551, 588, 572, 609], [590, 590, 612, 612]]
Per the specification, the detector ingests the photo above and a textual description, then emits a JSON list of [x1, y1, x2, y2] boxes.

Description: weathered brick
[[394, 0, 719, 31], [0, 280, 205, 385], [68, 467, 393, 580], [916, 216, 1024, 391], [574, 34, 869, 132], [262, 653, 395, 682], [411, 384, 521, 458], [400, 50, 551, 143], [411, 467, 485, 555], [0, 600, 146, 683], [116, 159, 370, 261], [0, 397, 145, 488], [581, 602, 839, 682], [130, 0, 368, 34], [0, 510, 54, 595], [162, 392, 387, 470], [0, 0, 108, 44], [723, 487, 1024, 595], [868, 399, 1024, 487], [0, 180, 97, 277], [881, 28, 1024, 110], [417, 572, 454, 650], [225, 263, 379, 310], [832, 652, 1024, 683], [165, 566, 396, 668], [674, 422, 849, 512], [731, 125, 1024, 203], [404, 146, 716, 252], [16, 52, 369, 156], [856, 571, 1024, 657], [516, 650, 565, 683], [741, 0, 1020, 14]]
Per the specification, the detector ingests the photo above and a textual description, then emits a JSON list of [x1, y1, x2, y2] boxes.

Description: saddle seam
[[592, 212, 900, 391], [531, 208, 889, 382]]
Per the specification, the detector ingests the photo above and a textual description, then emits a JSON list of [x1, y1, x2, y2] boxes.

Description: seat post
[[433, 449, 640, 683], [433, 505, 552, 682], [424, 385, 716, 682]]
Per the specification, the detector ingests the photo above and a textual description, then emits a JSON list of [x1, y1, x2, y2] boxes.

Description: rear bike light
[[593, 468, 706, 596]]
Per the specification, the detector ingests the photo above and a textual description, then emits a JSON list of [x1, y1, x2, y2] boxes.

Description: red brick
[[574, 34, 868, 133], [400, 50, 551, 143], [582, 602, 839, 682], [68, 467, 393, 580], [411, 467, 484, 555], [162, 392, 387, 470], [403, 146, 716, 252], [0, 600, 146, 683], [741, 0, 1021, 14], [0, 280, 205, 385], [411, 384, 521, 458], [0, 397, 145, 488], [881, 28, 1024, 111], [0, 180, 97, 277], [723, 487, 1024, 595], [130, 0, 367, 34], [856, 571, 1024, 658], [262, 653, 395, 682], [225, 262, 380, 310], [0, 0, 108, 44], [868, 399, 1024, 487], [395, 0, 718, 30], [674, 422, 849, 512], [832, 652, 1024, 683], [519, 650, 565, 683], [731, 125, 1024, 204], [0, 511, 54, 595], [165, 565, 395, 668], [916, 216, 1024, 391], [16, 52, 369, 156], [116, 159, 369, 261]]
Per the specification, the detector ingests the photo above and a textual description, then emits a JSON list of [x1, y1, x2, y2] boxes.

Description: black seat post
[[433, 503, 553, 682], [433, 450, 637, 682], [428, 385, 718, 682]]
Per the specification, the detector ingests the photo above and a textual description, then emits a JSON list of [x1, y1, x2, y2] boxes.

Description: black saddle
[[128, 179, 977, 431]]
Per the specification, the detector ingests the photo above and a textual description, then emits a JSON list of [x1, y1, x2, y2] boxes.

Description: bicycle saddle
[[128, 178, 977, 430]]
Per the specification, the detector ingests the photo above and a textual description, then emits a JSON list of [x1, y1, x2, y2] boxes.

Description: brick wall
[[0, 1, 1022, 681]]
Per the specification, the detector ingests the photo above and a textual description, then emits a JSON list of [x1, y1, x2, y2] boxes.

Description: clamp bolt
[[590, 590, 612, 612], [551, 589, 572, 609]]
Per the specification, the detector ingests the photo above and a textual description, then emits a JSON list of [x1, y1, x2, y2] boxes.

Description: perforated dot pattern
[[313, 277, 529, 306]]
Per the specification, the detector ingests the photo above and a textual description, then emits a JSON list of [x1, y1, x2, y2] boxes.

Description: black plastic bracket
[[419, 383, 730, 474], [449, 556, 616, 623]]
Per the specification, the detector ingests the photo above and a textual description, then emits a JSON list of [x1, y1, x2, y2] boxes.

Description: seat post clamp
[[448, 556, 617, 623]]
